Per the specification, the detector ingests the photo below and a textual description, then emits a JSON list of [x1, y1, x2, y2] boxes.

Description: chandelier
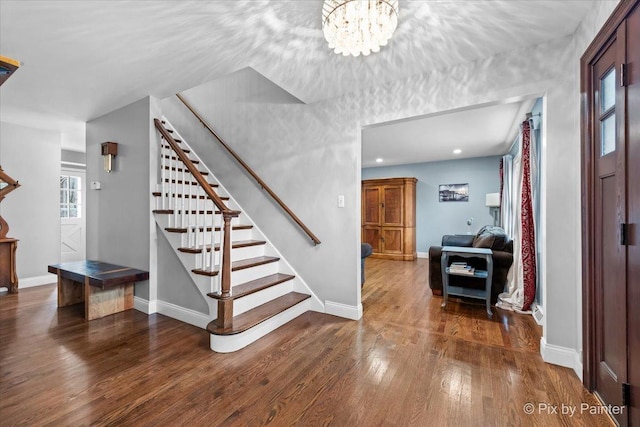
[[322, 0, 399, 57]]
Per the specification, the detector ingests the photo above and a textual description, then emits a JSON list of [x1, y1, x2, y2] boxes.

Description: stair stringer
[[151, 118, 324, 351], [160, 116, 325, 314]]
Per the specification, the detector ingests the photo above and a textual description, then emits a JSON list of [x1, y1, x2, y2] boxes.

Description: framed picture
[[439, 183, 469, 202]]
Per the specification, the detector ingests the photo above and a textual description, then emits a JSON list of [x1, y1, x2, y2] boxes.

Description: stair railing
[[175, 93, 321, 245], [155, 118, 238, 328]]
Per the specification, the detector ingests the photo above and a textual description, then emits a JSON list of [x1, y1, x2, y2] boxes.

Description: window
[[599, 68, 616, 156], [60, 175, 81, 218]]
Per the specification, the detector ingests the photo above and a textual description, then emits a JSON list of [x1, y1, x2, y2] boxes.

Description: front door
[[60, 169, 86, 262]]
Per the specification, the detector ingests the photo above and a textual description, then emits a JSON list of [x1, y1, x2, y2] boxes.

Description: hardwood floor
[[0, 258, 613, 426]]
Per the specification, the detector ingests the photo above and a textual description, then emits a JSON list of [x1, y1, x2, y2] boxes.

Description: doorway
[[60, 168, 86, 262]]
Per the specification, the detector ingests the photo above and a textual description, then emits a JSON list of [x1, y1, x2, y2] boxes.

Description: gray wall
[[156, 227, 208, 313], [86, 97, 151, 298], [61, 149, 86, 166], [162, 68, 361, 308], [0, 122, 61, 279], [362, 156, 500, 253]]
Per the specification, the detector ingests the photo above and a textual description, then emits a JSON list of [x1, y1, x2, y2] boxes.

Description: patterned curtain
[[520, 121, 537, 311], [497, 119, 537, 313]]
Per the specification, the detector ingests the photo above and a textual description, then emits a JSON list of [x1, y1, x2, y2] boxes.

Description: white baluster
[[160, 142, 166, 210], [216, 207, 224, 292], [194, 185, 201, 251], [172, 157, 178, 228]]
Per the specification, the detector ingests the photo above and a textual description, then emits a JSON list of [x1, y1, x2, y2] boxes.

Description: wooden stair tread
[[207, 292, 310, 335], [165, 224, 252, 233], [163, 179, 217, 187], [163, 154, 198, 164], [152, 210, 220, 215], [178, 240, 265, 253], [232, 256, 279, 271], [152, 192, 229, 201], [191, 256, 280, 277], [163, 166, 208, 175], [207, 273, 295, 300], [162, 145, 190, 153]]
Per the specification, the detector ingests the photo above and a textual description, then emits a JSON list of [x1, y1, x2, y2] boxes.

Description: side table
[[441, 246, 493, 318]]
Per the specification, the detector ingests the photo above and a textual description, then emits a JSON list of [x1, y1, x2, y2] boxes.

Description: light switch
[[338, 195, 345, 208], [91, 181, 101, 190]]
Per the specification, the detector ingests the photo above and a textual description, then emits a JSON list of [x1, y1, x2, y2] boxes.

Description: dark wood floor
[[1, 258, 613, 426]]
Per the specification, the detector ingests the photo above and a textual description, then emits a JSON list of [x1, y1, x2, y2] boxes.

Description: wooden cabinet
[[362, 177, 416, 261], [0, 238, 18, 293]]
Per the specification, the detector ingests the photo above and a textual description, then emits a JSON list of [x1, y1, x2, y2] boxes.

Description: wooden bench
[[48, 260, 149, 320]]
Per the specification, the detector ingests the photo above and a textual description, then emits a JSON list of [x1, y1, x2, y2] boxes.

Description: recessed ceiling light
[[453, 149, 462, 154], [376, 158, 383, 163]]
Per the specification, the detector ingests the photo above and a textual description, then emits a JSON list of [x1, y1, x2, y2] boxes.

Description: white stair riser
[[229, 244, 265, 262], [231, 262, 279, 284], [210, 299, 310, 353], [179, 228, 253, 247]]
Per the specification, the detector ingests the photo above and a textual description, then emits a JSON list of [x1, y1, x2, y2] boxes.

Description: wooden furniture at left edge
[[362, 177, 417, 260], [0, 238, 18, 293], [48, 260, 149, 320]]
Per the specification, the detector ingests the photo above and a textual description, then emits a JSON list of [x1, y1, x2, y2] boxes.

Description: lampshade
[[485, 193, 500, 207], [322, 0, 399, 57]]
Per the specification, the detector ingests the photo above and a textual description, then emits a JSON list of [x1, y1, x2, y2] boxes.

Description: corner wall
[[86, 97, 152, 299]]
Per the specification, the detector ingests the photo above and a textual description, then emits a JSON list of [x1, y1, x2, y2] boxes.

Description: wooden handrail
[[175, 94, 321, 245], [154, 119, 239, 218], [155, 118, 238, 325]]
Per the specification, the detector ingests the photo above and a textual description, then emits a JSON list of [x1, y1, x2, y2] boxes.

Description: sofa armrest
[[442, 234, 474, 247]]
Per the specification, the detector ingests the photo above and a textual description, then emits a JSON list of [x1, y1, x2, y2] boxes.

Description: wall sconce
[[101, 142, 118, 173], [485, 192, 500, 226]]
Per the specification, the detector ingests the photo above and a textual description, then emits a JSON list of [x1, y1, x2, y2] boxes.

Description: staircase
[[152, 118, 320, 353]]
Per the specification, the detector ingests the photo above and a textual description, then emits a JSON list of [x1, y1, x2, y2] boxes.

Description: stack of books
[[448, 262, 475, 276]]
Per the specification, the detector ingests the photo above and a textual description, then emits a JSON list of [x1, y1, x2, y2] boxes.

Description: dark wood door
[[591, 31, 628, 425], [582, 2, 640, 425], [625, 4, 640, 424]]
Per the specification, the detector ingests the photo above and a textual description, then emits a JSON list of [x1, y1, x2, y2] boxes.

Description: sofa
[[428, 226, 513, 304]]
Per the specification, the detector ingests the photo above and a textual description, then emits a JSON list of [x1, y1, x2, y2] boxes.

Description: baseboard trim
[[133, 296, 158, 314], [156, 300, 209, 329], [540, 337, 583, 381], [325, 300, 362, 320], [16, 274, 56, 289], [417, 252, 429, 259]]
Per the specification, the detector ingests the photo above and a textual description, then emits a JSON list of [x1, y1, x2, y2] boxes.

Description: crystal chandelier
[[322, 0, 399, 57]]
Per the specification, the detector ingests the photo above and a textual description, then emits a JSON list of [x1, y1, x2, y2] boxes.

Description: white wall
[[159, 0, 619, 375], [0, 122, 61, 285]]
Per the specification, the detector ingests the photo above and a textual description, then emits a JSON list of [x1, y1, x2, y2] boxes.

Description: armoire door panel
[[382, 186, 403, 226], [362, 227, 381, 253], [381, 228, 403, 254], [363, 187, 381, 225]]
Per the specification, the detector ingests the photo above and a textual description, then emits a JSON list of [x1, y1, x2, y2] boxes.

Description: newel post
[[216, 211, 235, 328]]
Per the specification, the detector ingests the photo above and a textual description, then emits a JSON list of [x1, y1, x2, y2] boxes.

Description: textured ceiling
[[0, 0, 595, 150], [362, 98, 537, 168]]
